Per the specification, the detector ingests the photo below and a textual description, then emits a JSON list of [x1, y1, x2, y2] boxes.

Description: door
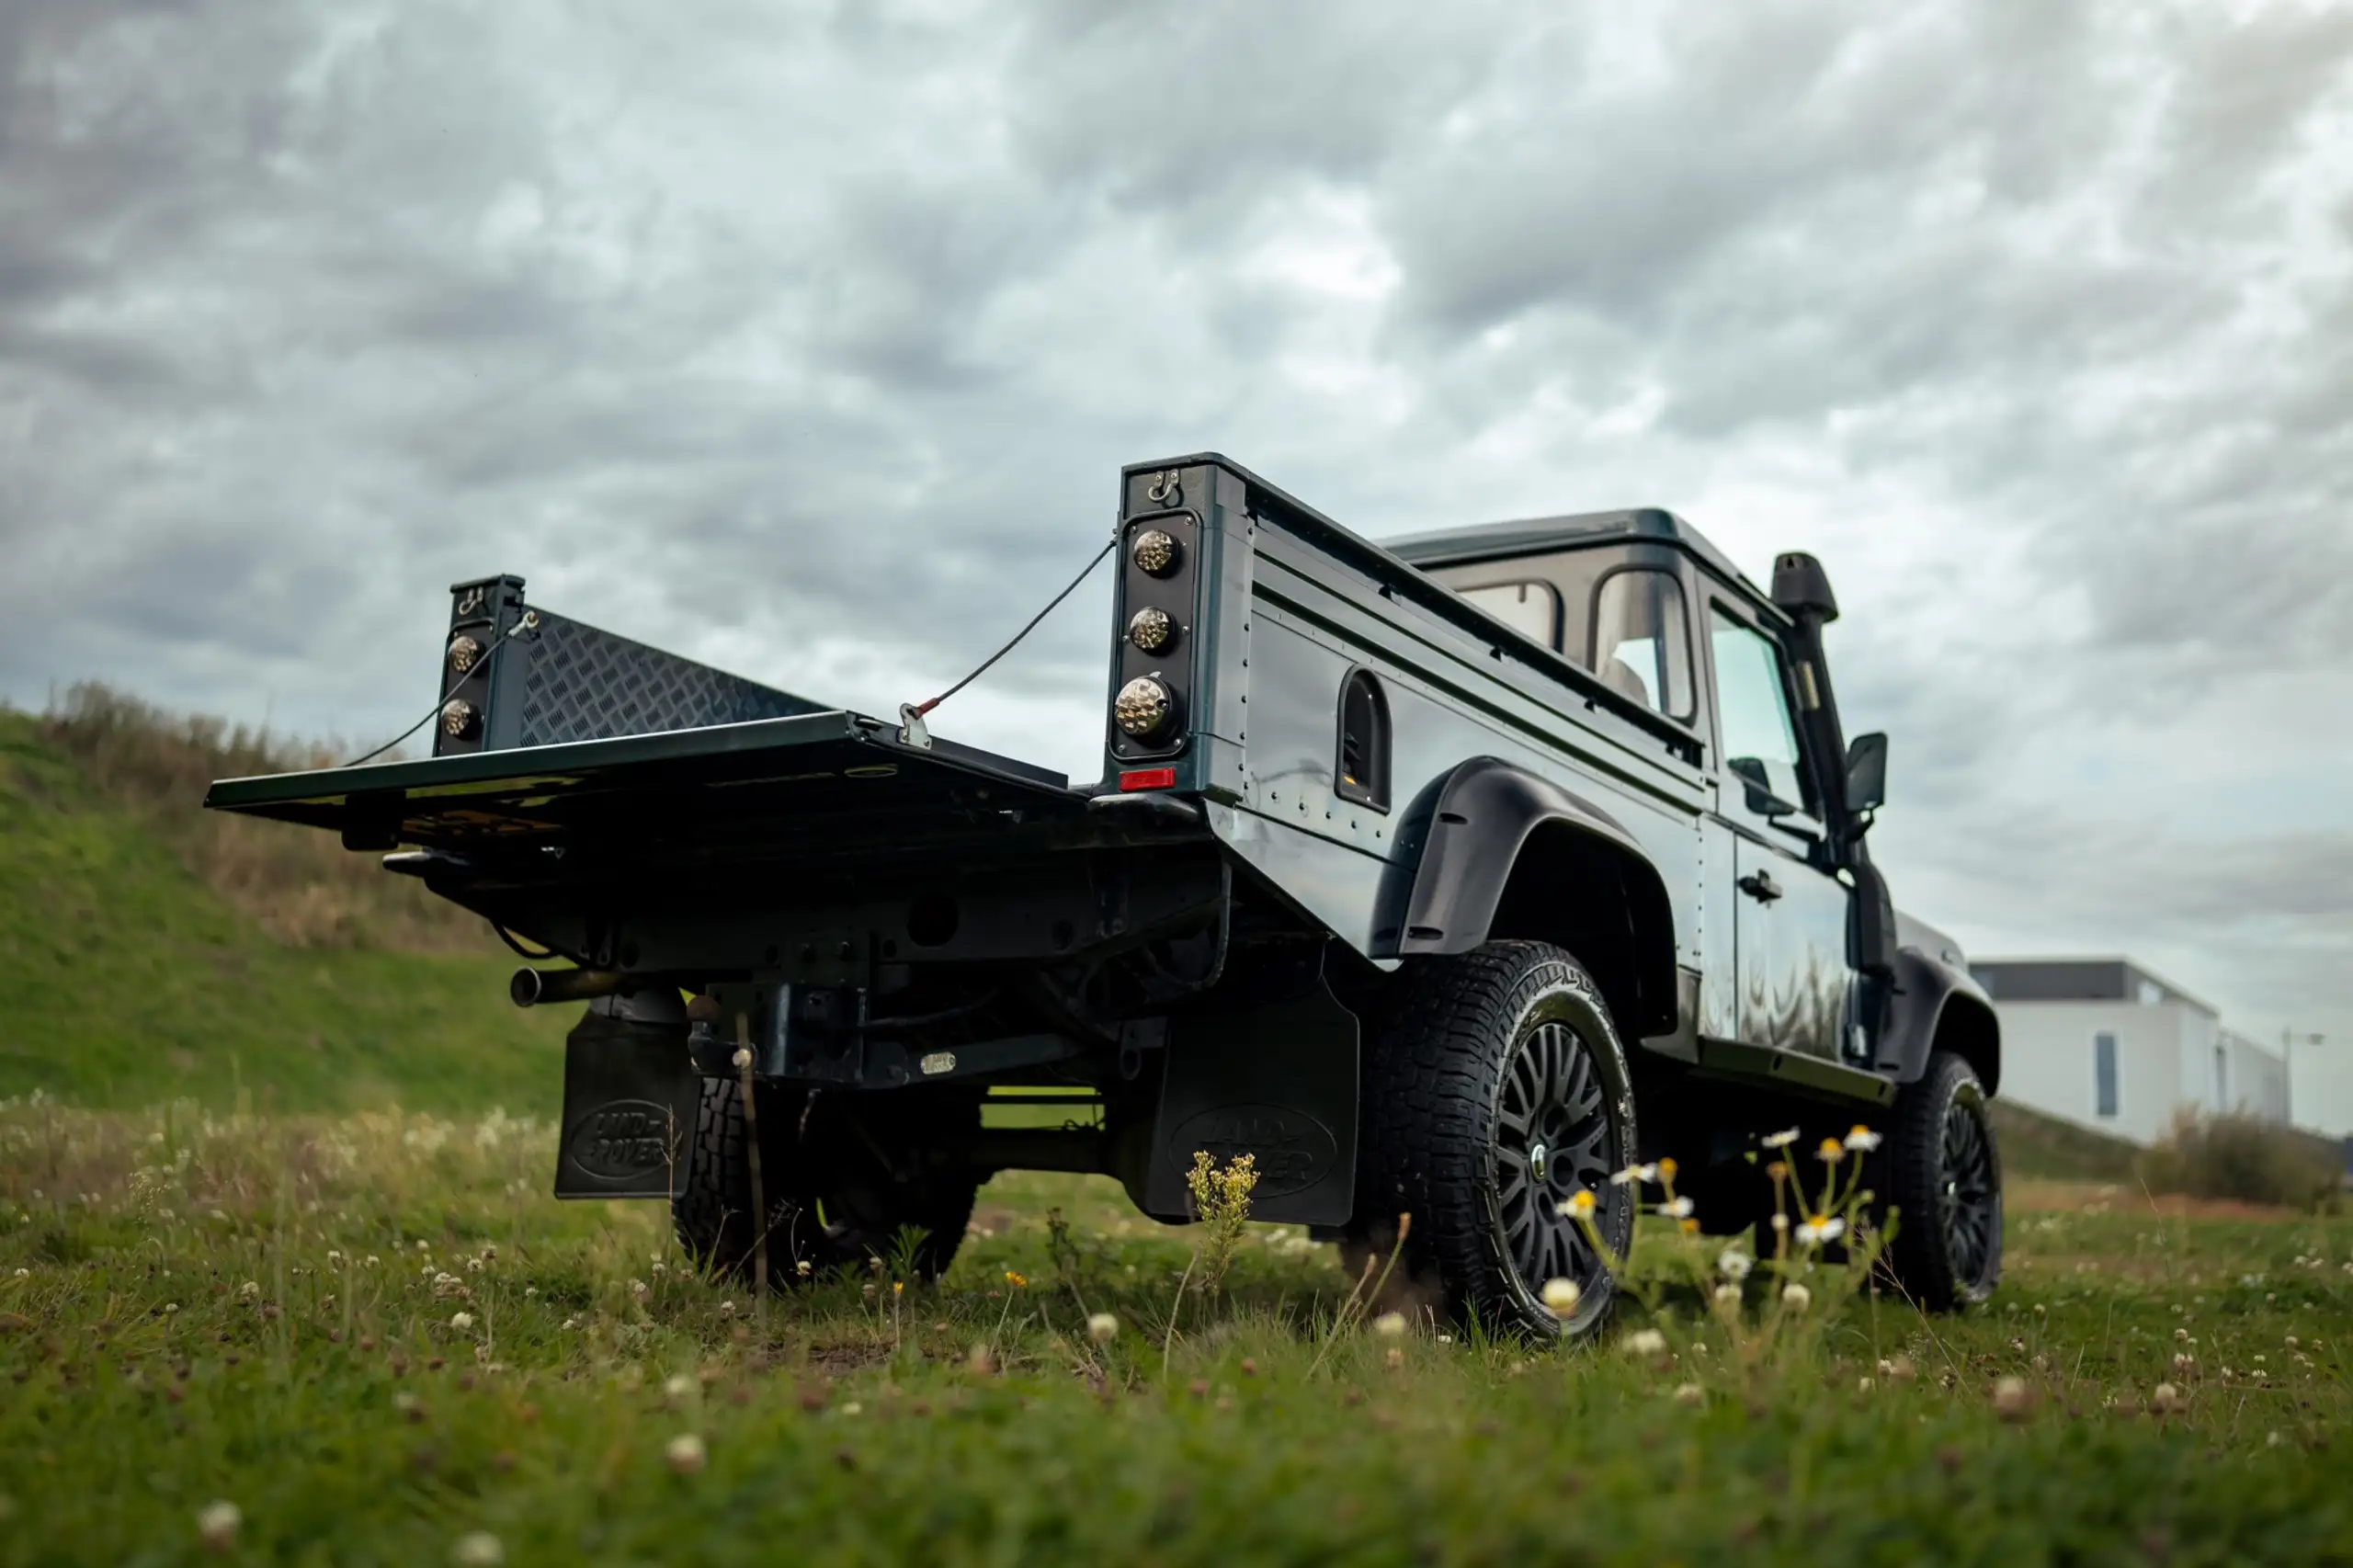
[[1708, 606, 1854, 1062]]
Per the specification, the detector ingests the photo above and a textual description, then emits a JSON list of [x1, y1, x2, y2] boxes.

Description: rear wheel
[[1354, 941, 1637, 1341], [1881, 1049, 2002, 1310], [673, 1076, 981, 1286]]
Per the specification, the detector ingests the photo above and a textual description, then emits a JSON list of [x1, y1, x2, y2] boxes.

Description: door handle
[[1738, 870, 1783, 904]]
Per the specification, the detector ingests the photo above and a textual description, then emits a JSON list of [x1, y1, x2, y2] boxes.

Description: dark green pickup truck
[[207, 453, 2002, 1338]]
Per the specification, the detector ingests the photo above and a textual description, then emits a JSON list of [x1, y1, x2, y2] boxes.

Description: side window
[[1456, 579, 1561, 652], [1591, 570, 1693, 720], [1709, 608, 1812, 813], [2095, 1031, 2120, 1119]]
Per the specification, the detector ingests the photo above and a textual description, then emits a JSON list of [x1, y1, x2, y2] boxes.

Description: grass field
[[3, 1096, 2349, 1566]]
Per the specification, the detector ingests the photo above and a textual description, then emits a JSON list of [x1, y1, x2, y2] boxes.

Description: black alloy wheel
[[1356, 940, 1637, 1342], [1938, 1087, 2000, 1288], [1881, 1049, 2004, 1310], [1494, 1017, 1617, 1303]]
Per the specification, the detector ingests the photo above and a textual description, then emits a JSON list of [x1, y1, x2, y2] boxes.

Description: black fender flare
[[1881, 948, 2001, 1094], [1374, 756, 1678, 1036]]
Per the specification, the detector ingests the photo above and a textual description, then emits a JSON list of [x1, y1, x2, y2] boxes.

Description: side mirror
[[1845, 732, 1888, 814]]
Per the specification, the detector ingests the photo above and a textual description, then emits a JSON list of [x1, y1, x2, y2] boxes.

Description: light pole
[[2280, 1028, 2323, 1130]]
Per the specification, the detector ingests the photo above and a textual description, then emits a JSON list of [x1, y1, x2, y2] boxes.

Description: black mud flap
[[1142, 963, 1359, 1228], [554, 994, 697, 1200]]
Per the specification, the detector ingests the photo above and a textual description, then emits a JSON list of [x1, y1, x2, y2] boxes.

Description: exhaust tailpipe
[[509, 967, 626, 1008]]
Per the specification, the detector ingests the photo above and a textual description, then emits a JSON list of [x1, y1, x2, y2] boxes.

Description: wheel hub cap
[[1529, 1142, 1550, 1184]]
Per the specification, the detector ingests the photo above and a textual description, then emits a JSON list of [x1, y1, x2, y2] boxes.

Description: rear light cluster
[[436, 574, 525, 756], [1108, 478, 1199, 770]]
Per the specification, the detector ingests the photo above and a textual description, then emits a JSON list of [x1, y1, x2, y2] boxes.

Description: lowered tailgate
[[204, 710, 1088, 871]]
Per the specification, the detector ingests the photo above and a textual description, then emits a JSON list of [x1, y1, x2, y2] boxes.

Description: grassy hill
[[1988, 1097, 2142, 1182], [0, 700, 567, 1114]]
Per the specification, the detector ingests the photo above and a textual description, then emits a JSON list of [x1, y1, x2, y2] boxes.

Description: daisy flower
[[1796, 1214, 1846, 1247], [1843, 1126, 1882, 1152]]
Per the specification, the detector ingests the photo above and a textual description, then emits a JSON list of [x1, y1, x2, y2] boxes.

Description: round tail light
[[1131, 529, 1180, 576], [1114, 676, 1174, 739], [1127, 606, 1176, 653]]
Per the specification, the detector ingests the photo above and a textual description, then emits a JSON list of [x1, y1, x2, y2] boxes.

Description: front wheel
[[1881, 1049, 2003, 1310], [1355, 941, 1638, 1342]]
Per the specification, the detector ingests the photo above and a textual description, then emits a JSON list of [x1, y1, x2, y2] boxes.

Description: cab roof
[[1380, 507, 1767, 606]]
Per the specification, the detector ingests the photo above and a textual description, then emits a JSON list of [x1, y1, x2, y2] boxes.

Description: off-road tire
[[1354, 940, 1638, 1342], [1881, 1049, 2002, 1311], [673, 1076, 980, 1287]]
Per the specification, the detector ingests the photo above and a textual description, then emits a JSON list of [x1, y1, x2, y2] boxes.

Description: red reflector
[[1120, 767, 1177, 791]]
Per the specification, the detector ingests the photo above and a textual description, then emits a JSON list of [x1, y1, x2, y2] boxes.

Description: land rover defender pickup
[[206, 452, 2004, 1337]]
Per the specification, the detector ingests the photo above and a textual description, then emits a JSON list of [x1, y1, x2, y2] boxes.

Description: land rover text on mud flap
[[207, 454, 2004, 1338]]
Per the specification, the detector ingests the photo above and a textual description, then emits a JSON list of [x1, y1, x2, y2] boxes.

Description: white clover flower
[[11, 1267, 27, 1279], [363, 1256, 380, 1267], [1656, 1197, 1695, 1221], [196, 1499, 241, 1551], [795, 1260, 813, 1278], [449, 1312, 475, 1331], [1711, 1284, 1741, 1305], [1622, 1328, 1668, 1356], [1781, 1283, 1813, 1311], [1672, 1382, 1703, 1405], [523, 1287, 537, 1299], [326, 1250, 343, 1266], [665, 1433, 708, 1474], [630, 1278, 650, 1300], [165, 1302, 179, 1314], [1843, 1125, 1882, 1153], [451, 1530, 505, 1565], [1087, 1312, 1120, 1344], [1371, 1311, 1408, 1338], [1795, 1215, 1846, 1248], [561, 1316, 580, 1331], [237, 1280, 261, 1300], [716, 1300, 733, 1318], [1717, 1248, 1754, 1282], [1540, 1278, 1582, 1316], [1762, 1128, 1800, 1149]]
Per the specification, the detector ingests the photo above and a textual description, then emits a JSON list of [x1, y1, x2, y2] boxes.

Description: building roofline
[[1969, 955, 2220, 1018]]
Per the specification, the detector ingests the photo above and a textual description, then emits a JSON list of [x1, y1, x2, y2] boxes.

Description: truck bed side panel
[[1198, 492, 1712, 991]]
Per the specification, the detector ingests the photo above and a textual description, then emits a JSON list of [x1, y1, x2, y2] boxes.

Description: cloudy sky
[[5, 1, 2350, 1130]]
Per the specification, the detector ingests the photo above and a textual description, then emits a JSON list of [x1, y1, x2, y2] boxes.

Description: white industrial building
[[1969, 958, 2290, 1146]]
